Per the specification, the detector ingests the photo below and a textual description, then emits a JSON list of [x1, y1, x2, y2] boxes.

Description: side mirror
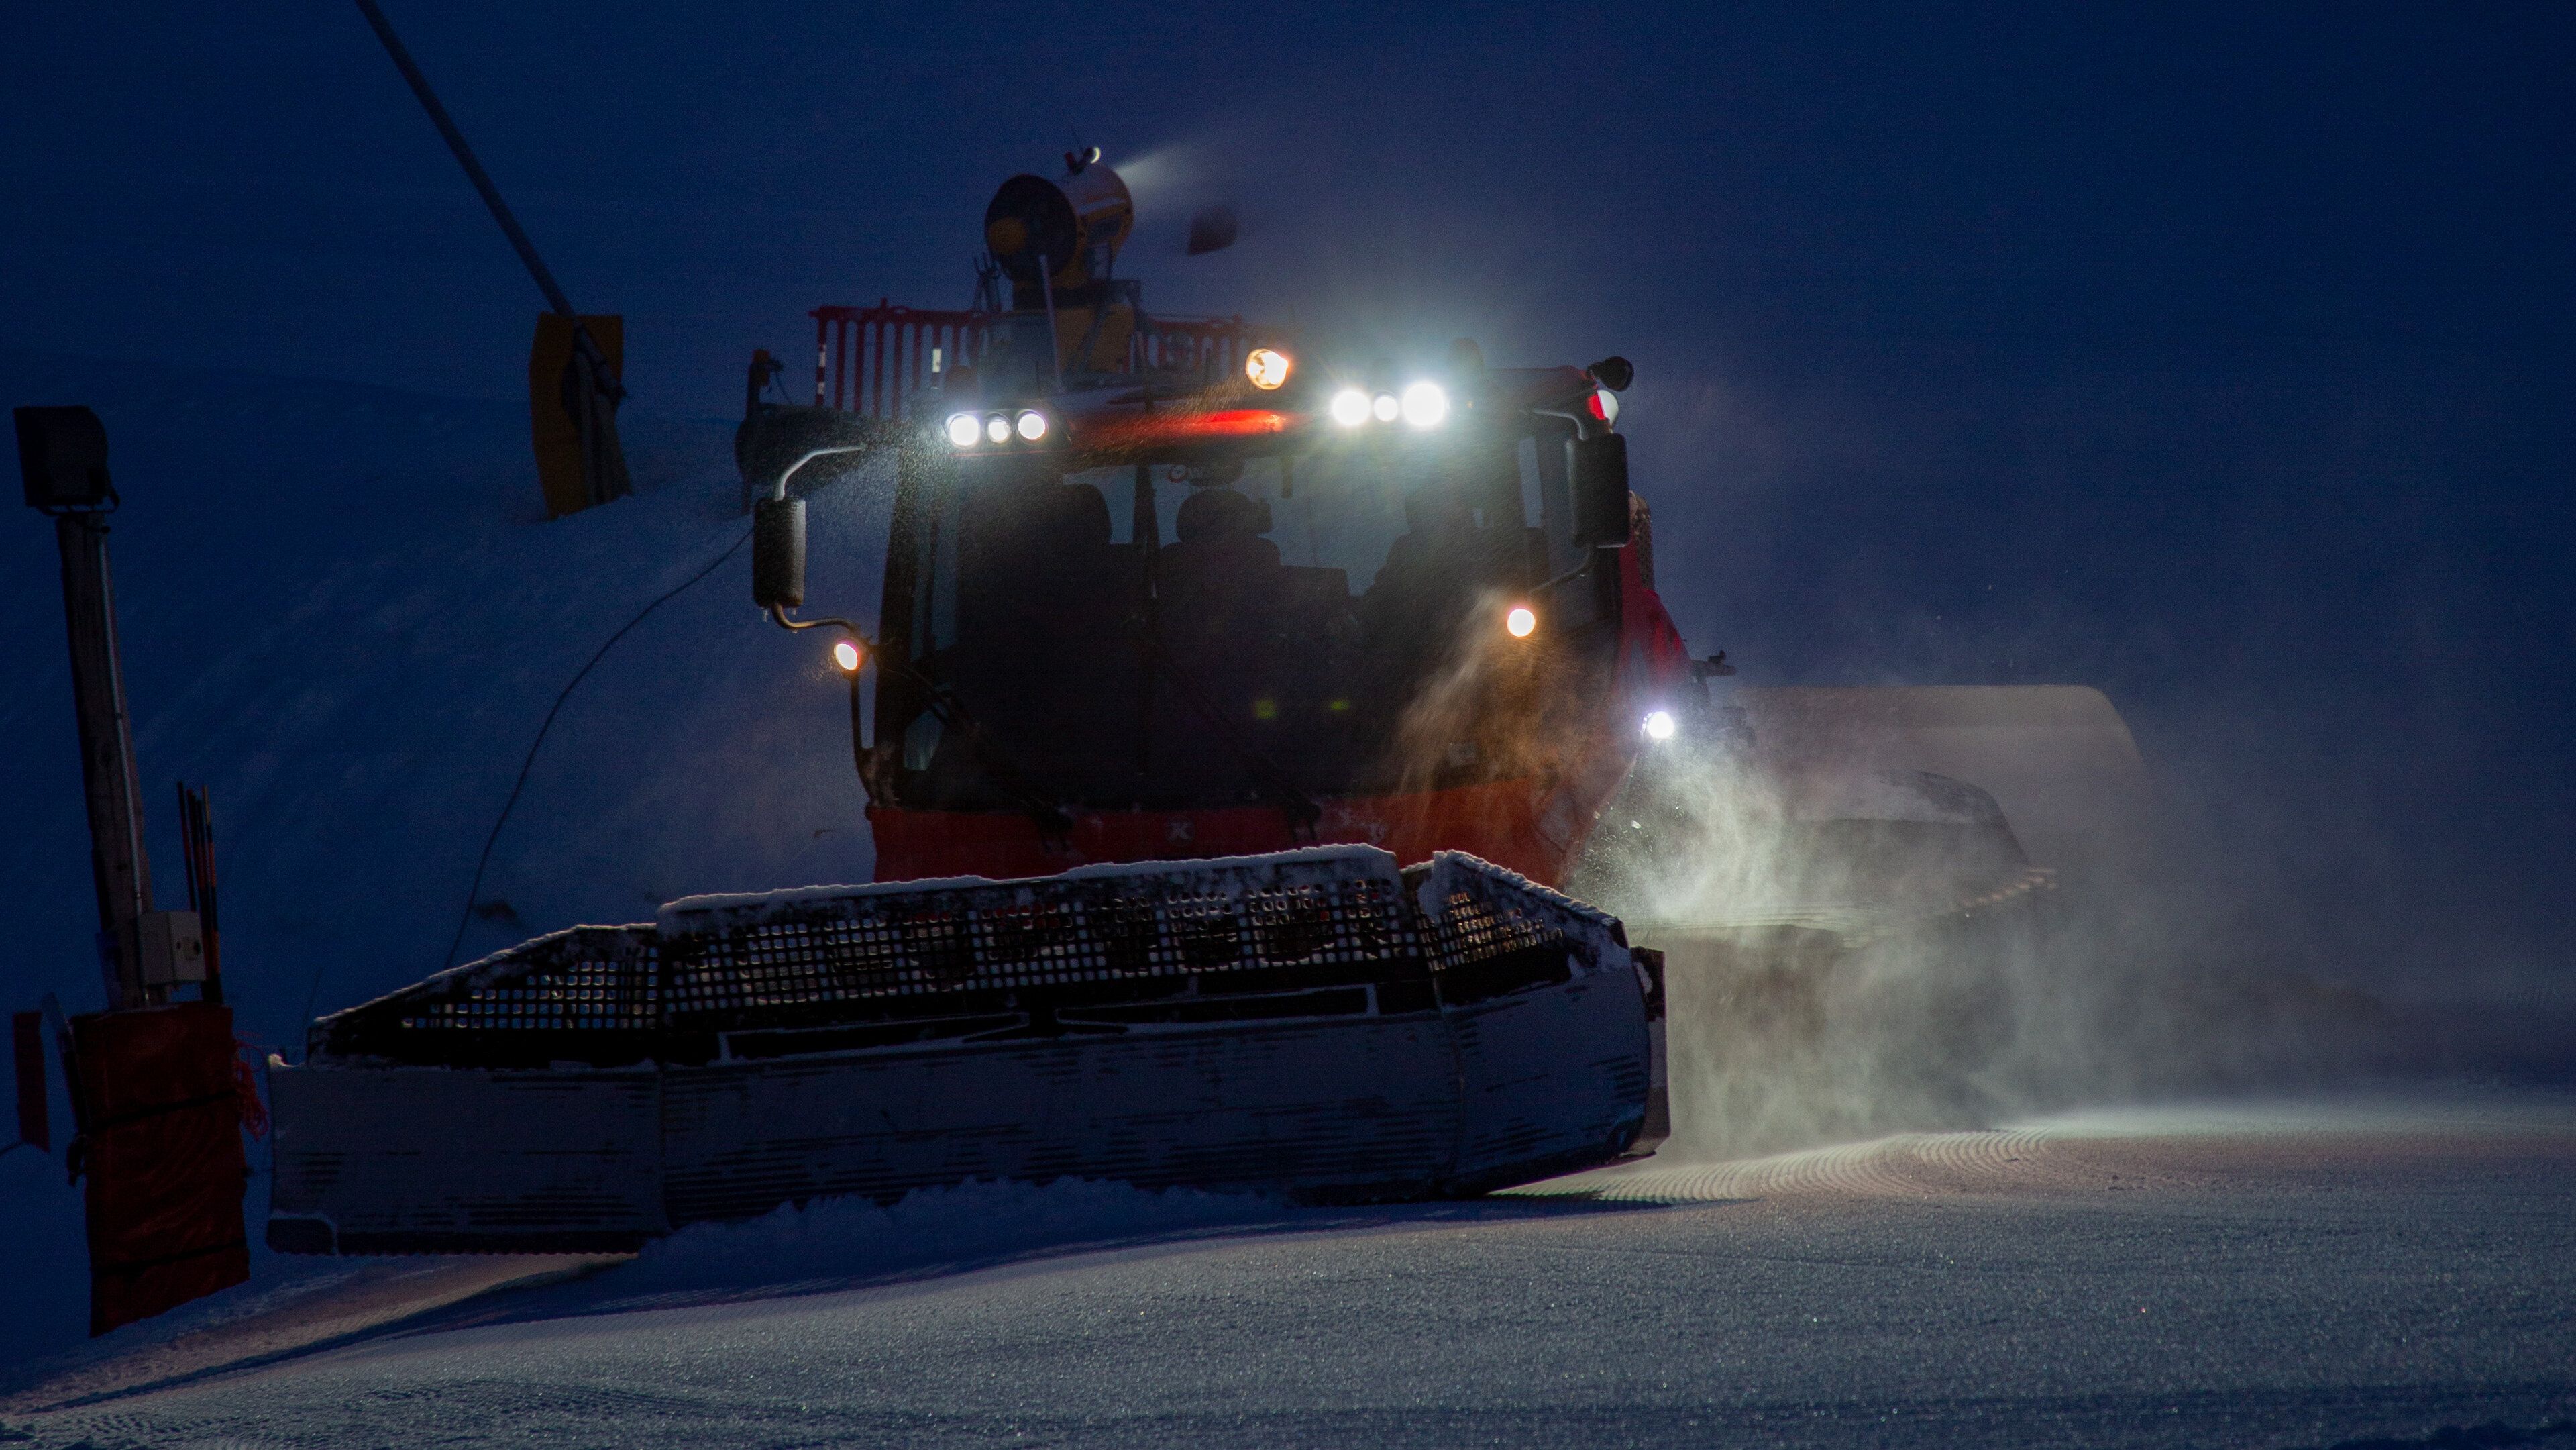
[[752, 495, 807, 610], [1570, 433, 1631, 549]]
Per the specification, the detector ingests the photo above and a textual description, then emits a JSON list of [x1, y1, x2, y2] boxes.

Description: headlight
[[1245, 348, 1292, 390], [1371, 392, 1400, 423], [945, 413, 980, 448], [1330, 389, 1371, 427], [1642, 709, 1677, 741], [1400, 381, 1448, 428], [985, 415, 1011, 444], [1505, 605, 1536, 639], [1016, 409, 1049, 441]]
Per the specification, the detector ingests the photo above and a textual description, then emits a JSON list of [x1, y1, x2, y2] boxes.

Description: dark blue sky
[[8, 1, 2572, 972], [9, 4, 2565, 391]]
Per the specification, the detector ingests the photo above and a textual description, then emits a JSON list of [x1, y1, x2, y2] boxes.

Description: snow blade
[[271, 848, 1652, 1253]]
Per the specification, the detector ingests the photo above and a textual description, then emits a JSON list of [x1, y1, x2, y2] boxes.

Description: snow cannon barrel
[[984, 150, 1134, 307]]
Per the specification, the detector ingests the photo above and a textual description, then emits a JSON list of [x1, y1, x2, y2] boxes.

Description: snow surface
[[0, 1176, 1295, 1416], [3, 1093, 2571, 1447]]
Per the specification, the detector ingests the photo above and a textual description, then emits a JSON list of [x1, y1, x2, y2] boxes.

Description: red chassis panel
[[869, 553, 1696, 888]]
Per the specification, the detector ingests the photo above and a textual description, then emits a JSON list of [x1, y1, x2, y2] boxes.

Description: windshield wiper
[[894, 659, 1077, 845]]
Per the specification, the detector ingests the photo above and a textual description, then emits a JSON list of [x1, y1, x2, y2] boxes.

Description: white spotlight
[[1642, 709, 1677, 741], [1371, 392, 1400, 423], [985, 415, 1011, 444], [1330, 389, 1371, 427], [945, 413, 980, 448], [1016, 410, 1049, 441], [1399, 381, 1448, 428]]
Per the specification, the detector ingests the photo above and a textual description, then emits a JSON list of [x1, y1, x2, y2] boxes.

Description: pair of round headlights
[[946, 410, 1048, 448]]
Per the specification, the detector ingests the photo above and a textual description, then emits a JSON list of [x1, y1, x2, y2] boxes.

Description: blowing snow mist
[[1566, 687, 2398, 1161]]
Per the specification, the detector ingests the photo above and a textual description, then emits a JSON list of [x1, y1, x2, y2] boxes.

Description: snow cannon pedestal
[[72, 1002, 250, 1334]]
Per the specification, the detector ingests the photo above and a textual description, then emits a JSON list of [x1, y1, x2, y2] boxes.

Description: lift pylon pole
[[55, 511, 155, 1010], [17, 407, 152, 1009]]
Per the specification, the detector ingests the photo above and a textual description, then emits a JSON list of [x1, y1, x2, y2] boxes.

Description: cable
[[438, 527, 753, 972], [297, 526, 753, 1051]]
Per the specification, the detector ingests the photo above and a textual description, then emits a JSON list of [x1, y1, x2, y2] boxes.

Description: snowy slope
[[0, 348, 896, 1365]]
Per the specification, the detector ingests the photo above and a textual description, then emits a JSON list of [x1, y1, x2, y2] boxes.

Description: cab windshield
[[879, 421, 1613, 813]]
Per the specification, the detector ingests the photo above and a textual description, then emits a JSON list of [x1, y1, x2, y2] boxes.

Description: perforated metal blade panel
[[313, 926, 659, 1065], [311, 849, 1425, 1064], [659, 849, 1418, 1032]]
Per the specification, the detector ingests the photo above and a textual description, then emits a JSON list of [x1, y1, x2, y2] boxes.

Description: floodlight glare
[[1016, 410, 1049, 441], [1505, 605, 1537, 639], [833, 639, 864, 673], [945, 413, 981, 448], [985, 415, 1011, 444], [1642, 709, 1677, 741], [1244, 348, 1292, 390], [1330, 389, 1371, 427], [1371, 393, 1400, 423], [1400, 382, 1448, 428]]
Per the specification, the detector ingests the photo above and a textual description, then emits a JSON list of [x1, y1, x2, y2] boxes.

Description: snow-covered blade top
[[307, 848, 1625, 1070]]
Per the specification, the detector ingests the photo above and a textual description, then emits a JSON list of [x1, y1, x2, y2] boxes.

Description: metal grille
[[811, 303, 992, 417], [392, 928, 657, 1033], [810, 301, 1263, 417], [1130, 314, 1257, 380], [309, 849, 1630, 1064], [661, 868, 1412, 1027], [1424, 889, 1561, 972], [1411, 853, 1626, 977], [311, 926, 660, 1060]]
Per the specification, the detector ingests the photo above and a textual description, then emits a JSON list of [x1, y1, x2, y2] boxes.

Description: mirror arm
[[765, 603, 872, 648], [1528, 405, 1613, 442], [1530, 560, 1597, 596], [763, 443, 877, 503]]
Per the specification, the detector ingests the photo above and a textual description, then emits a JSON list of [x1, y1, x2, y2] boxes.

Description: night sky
[[8, 2, 2571, 978]]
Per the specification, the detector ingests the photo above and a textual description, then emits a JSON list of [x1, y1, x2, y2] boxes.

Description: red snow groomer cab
[[742, 150, 1701, 888]]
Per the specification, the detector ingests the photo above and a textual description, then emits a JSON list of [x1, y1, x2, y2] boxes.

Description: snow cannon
[[983, 147, 1134, 303], [980, 148, 1138, 378], [268, 848, 1657, 1253]]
